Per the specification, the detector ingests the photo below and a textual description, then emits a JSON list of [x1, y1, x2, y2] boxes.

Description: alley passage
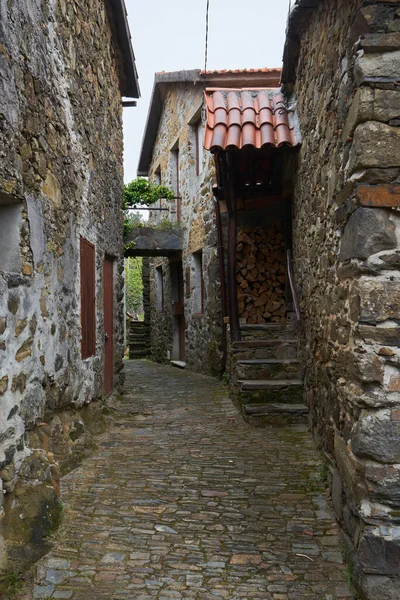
[[22, 361, 353, 600]]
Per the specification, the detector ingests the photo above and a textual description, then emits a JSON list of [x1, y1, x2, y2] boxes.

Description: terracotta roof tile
[[204, 88, 299, 152], [201, 68, 282, 76]]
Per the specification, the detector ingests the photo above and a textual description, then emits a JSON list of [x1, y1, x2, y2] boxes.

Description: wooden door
[[177, 261, 185, 361], [170, 260, 185, 361], [103, 257, 114, 396]]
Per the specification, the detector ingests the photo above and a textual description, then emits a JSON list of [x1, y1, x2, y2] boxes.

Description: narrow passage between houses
[[21, 360, 353, 600]]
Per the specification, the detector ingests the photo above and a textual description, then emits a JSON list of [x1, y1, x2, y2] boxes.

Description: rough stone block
[[354, 50, 400, 84], [357, 279, 400, 323], [342, 88, 374, 141], [357, 184, 400, 208], [359, 533, 400, 576], [348, 122, 400, 175], [42, 171, 61, 207], [373, 90, 400, 122], [357, 353, 384, 384], [365, 463, 400, 506], [360, 32, 400, 53], [352, 416, 400, 463], [356, 325, 400, 347], [339, 208, 396, 261], [359, 575, 400, 600]]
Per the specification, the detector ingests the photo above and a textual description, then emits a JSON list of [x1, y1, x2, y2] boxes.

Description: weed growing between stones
[[46, 500, 63, 538], [320, 460, 328, 485], [0, 572, 22, 597]]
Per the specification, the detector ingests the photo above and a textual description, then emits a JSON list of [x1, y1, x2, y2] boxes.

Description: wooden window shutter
[[80, 237, 96, 358]]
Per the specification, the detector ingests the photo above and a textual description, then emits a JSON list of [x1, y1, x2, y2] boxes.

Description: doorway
[[170, 259, 185, 362], [104, 257, 114, 396]]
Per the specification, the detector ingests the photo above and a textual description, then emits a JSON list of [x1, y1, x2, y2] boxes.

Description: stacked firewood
[[236, 225, 286, 324]]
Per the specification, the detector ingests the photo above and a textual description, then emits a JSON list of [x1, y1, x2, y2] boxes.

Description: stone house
[[0, 0, 139, 570], [136, 69, 282, 375], [282, 1, 400, 598], [137, 1, 400, 596]]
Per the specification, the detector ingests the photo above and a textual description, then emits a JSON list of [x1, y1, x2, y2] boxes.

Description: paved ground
[[20, 360, 353, 600]]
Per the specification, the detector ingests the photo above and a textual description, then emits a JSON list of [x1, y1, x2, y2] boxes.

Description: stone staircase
[[228, 323, 308, 422], [129, 320, 150, 359]]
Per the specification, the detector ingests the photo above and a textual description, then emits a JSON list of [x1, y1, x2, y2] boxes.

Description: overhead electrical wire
[[204, 0, 210, 72]]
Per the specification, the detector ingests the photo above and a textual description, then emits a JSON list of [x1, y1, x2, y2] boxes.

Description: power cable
[[204, 0, 210, 72]]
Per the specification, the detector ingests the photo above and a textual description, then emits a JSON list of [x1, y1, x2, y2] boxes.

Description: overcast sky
[[122, 0, 290, 183]]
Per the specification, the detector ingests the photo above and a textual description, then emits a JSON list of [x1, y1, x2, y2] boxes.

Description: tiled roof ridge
[[201, 67, 282, 75]]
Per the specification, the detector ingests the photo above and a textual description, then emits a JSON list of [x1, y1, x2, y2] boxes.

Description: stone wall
[[289, 0, 400, 596], [146, 84, 223, 376], [0, 0, 126, 570]]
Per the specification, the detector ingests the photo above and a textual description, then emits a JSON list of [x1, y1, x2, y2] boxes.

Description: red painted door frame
[[103, 257, 114, 396]]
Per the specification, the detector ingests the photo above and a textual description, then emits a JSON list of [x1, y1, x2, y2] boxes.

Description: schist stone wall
[[288, 0, 400, 597], [146, 84, 223, 376], [0, 0, 125, 569]]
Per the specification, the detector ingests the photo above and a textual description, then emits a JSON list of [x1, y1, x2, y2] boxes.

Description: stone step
[[239, 379, 304, 405], [232, 341, 298, 360], [240, 324, 297, 341], [232, 339, 298, 348], [236, 359, 300, 381], [243, 403, 309, 416], [240, 379, 303, 390]]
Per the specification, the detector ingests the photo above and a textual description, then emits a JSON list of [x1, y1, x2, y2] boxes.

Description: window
[[153, 167, 162, 213], [192, 251, 204, 314], [170, 147, 181, 223], [170, 147, 179, 197], [156, 266, 164, 313], [195, 120, 204, 176], [154, 167, 161, 186], [0, 195, 22, 273], [80, 237, 96, 358]]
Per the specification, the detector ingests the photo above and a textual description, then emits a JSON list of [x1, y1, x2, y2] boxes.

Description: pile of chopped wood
[[236, 225, 286, 324]]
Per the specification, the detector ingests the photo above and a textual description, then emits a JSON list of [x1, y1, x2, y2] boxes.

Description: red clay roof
[[204, 88, 297, 152]]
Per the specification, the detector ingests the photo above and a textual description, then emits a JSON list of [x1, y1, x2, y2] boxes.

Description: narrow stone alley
[[19, 361, 353, 600]]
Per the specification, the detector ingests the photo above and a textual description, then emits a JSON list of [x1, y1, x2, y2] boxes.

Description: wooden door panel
[[103, 258, 114, 396]]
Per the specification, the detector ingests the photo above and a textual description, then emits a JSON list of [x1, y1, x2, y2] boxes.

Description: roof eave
[[108, 0, 140, 99], [281, 0, 319, 86], [137, 70, 202, 176]]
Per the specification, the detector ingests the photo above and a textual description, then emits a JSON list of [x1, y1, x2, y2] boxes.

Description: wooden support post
[[215, 197, 228, 370], [219, 153, 240, 343], [227, 200, 240, 342]]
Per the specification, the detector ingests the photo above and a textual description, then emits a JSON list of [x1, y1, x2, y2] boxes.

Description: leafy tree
[[125, 257, 143, 317], [123, 177, 174, 209]]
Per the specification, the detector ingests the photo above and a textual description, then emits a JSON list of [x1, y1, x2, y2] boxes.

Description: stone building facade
[[137, 70, 281, 376], [0, 0, 139, 571], [283, 1, 400, 597]]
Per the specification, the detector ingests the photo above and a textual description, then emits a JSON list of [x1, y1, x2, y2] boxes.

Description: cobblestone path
[[20, 360, 353, 600]]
